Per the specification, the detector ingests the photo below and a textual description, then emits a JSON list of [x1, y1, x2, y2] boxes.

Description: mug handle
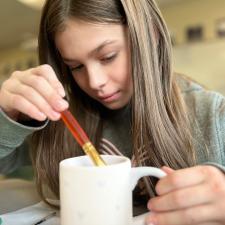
[[130, 167, 166, 190], [130, 167, 166, 225]]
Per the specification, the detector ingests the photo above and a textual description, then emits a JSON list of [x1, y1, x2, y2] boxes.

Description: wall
[[0, 48, 38, 84], [173, 40, 225, 94], [161, 0, 225, 45], [160, 0, 225, 94]]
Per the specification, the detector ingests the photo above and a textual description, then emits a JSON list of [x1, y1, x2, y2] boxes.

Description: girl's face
[[55, 19, 133, 110]]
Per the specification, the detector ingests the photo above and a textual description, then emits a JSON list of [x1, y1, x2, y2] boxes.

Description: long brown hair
[[31, 0, 196, 205]]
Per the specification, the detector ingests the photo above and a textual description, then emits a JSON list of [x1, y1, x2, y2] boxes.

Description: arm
[[0, 64, 68, 174], [146, 92, 225, 225], [0, 109, 47, 174]]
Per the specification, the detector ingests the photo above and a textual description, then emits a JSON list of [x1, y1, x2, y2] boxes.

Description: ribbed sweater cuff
[[0, 109, 47, 148]]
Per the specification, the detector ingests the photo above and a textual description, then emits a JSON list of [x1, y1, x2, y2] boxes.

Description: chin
[[102, 101, 128, 110]]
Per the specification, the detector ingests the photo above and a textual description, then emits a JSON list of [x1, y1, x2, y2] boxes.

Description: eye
[[70, 64, 84, 72], [101, 53, 117, 63]]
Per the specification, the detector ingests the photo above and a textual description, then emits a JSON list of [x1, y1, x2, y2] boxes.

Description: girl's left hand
[[146, 165, 225, 225]]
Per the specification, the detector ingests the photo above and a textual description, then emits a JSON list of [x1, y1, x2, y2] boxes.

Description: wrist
[[0, 108, 20, 121]]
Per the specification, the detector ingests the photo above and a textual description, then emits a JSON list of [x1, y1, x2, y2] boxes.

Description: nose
[[87, 64, 108, 90]]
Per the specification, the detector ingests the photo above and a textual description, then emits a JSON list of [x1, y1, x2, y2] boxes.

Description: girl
[[0, 0, 225, 224]]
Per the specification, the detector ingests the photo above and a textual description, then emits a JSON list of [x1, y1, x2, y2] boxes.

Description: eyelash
[[71, 64, 83, 71], [101, 53, 117, 63], [70, 53, 117, 72]]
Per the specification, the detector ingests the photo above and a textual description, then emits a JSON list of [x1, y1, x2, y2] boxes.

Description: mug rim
[[60, 154, 130, 169]]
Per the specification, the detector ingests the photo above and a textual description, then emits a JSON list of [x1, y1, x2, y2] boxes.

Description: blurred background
[[0, 0, 225, 94]]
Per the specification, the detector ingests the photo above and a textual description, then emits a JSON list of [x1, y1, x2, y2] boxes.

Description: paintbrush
[[61, 109, 106, 166]]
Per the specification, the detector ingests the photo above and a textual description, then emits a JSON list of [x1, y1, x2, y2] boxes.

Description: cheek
[[114, 54, 132, 85]]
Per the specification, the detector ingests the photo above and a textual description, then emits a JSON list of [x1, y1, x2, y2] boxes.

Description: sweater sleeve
[[0, 109, 48, 174], [203, 93, 225, 173], [181, 79, 225, 173]]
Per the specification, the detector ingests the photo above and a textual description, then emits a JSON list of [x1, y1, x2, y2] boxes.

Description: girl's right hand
[[0, 64, 69, 121]]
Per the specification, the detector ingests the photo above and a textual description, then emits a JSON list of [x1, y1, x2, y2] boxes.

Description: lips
[[98, 91, 120, 102], [99, 93, 116, 100]]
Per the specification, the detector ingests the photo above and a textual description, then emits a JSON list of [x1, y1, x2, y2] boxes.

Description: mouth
[[98, 91, 120, 103]]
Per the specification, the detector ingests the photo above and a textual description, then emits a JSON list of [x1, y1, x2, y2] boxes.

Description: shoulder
[[176, 74, 225, 164], [176, 74, 225, 117]]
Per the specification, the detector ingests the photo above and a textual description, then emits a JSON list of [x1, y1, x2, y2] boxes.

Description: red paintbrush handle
[[61, 109, 106, 166], [61, 109, 89, 146]]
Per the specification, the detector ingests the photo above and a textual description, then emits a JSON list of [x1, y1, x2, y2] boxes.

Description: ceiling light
[[17, 0, 45, 10]]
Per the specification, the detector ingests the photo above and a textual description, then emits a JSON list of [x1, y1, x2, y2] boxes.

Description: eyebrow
[[62, 40, 117, 63]]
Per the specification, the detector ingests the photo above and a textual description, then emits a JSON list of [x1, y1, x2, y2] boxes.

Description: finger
[[148, 183, 212, 212], [7, 92, 47, 121], [161, 166, 175, 174], [155, 166, 207, 195], [146, 204, 218, 225], [17, 73, 68, 112], [31, 64, 65, 97], [9, 83, 62, 121], [197, 223, 220, 225]]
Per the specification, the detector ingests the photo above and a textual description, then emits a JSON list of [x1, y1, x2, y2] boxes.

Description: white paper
[[0, 201, 58, 225], [0, 201, 146, 225]]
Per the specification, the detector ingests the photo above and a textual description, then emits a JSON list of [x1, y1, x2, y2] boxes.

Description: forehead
[[55, 19, 127, 58]]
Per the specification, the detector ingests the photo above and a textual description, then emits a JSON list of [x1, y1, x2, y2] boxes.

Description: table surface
[[0, 179, 147, 225], [0, 178, 40, 214]]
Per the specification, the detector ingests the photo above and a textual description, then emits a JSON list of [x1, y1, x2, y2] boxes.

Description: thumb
[[161, 166, 175, 175]]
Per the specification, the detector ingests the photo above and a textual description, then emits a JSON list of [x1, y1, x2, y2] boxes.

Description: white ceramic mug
[[60, 155, 166, 225]]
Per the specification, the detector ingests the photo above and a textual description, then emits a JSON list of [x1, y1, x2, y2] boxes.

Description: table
[[0, 178, 40, 214]]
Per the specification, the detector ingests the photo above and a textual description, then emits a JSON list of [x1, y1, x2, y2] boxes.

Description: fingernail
[[56, 99, 68, 110], [58, 88, 66, 97], [38, 112, 47, 120], [147, 201, 152, 210], [147, 220, 157, 225], [146, 213, 157, 225], [51, 111, 61, 120]]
